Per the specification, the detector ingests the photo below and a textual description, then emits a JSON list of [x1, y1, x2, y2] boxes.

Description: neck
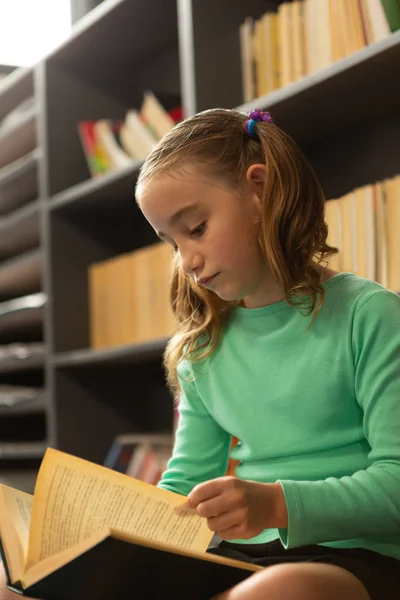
[[241, 263, 339, 309]]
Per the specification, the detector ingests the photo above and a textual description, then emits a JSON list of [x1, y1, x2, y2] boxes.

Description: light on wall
[[0, 0, 71, 67]]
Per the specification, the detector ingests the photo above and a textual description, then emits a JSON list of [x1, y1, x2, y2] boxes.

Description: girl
[[135, 107, 400, 600]]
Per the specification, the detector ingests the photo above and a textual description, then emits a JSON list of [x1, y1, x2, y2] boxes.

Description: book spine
[[380, 0, 400, 31], [77, 121, 105, 177], [0, 537, 23, 593]]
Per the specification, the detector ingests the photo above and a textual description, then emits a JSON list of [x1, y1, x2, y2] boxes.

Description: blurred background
[[0, 0, 398, 493]]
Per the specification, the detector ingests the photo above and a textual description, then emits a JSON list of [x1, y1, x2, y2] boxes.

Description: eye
[[190, 222, 207, 237]]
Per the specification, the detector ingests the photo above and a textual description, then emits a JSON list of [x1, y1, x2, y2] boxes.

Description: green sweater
[[158, 273, 400, 561]]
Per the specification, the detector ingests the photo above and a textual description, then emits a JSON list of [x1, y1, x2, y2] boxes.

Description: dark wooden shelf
[[0, 440, 46, 460], [238, 30, 400, 151], [0, 200, 40, 258], [0, 150, 39, 215], [0, 249, 42, 301], [0, 353, 45, 375], [0, 392, 46, 416], [0, 106, 37, 169], [53, 338, 167, 369], [0, 293, 45, 339], [0, 68, 33, 123], [48, 0, 178, 99], [51, 159, 143, 214]]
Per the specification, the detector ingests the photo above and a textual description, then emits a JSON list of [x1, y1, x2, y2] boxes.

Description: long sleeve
[[158, 359, 231, 496], [278, 289, 400, 548]]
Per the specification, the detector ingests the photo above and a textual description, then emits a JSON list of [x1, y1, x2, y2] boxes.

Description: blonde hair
[[136, 108, 338, 394]]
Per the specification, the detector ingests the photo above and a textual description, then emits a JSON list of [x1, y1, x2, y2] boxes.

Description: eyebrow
[[157, 202, 201, 239]]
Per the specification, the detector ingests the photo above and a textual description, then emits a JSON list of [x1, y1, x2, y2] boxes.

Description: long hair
[[136, 108, 338, 394]]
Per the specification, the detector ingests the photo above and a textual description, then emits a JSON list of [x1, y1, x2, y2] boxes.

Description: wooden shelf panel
[[0, 249, 42, 301], [0, 200, 40, 259], [0, 293, 45, 339], [0, 68, 34, 123], [48, 0, 178, 73], [0, 353, 45, 375], [238, 31, 400, 151], [0, 441, 46, 460], [0, 150, 39, 215], [0, 391, 46, 416], [0, 106, 37, 169], [51, 159, 143, 214], [53, 338, 167, 369]]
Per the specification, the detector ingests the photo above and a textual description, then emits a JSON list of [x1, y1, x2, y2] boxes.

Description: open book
[[0, 448, 260, 599]]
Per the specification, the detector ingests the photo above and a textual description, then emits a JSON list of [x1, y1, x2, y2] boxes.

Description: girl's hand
[[186, 476, 288, 540]]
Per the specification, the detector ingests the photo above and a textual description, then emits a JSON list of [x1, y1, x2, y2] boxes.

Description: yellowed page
[[27, 448, 213, 569], [0, 485, 33, 583]]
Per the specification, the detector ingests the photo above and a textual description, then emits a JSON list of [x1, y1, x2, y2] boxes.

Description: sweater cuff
[[276, 480, 302, 549]]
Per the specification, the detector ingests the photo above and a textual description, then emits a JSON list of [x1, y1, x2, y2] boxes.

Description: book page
[[0, 486, 33, 583], [27, 448, 213, 568]]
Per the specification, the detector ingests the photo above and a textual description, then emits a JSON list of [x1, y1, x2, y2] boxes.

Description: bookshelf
[[53, 338, 166, 369], [0, 0, 398, 491]]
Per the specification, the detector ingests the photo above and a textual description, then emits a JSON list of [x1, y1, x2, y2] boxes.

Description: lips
[[197, 273, 219, 286]]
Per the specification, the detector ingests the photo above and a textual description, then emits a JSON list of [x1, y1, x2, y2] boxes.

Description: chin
[[213, 288, 245, 303]]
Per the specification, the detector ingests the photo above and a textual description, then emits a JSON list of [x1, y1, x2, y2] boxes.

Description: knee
[[256, 562, 370, 600], [253, 563, 316, 599], [217, 562, 371, 600]]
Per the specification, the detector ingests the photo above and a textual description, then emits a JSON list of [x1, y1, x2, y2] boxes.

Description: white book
[[120, 110, 157, 160]]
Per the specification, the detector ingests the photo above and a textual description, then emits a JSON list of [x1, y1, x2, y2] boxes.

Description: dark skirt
[[207, 537, 400, 600]]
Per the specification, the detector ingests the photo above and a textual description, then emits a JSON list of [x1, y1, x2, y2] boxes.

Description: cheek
[[213, 235, 259, 269]]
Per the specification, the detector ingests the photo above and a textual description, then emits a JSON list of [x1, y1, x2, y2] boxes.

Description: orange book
[[385, 176, 400, 292], [329, 0, 346, 61], [292, 0, 306, 80], [324, 199, 342, 271], [374, 182, 388, 288], [88, 261, 108, 349], [278, 1, 293, 85], [254, 17, 268, 97]]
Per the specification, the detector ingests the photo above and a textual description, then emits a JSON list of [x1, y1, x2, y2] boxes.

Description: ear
[[245, 163, 266, 210]]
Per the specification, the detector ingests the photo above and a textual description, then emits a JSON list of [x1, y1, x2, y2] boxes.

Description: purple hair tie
[[244, 109, 274, 139]]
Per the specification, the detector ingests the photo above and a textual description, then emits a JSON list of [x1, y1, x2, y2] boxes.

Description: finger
[[187, 477, 232, 508], [216, 524, 244, 541], [207, 510, 243, 533], [196, 494, 232, 519]]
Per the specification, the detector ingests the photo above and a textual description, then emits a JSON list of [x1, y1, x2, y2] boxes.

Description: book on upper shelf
[[239, 0, 398, 102], [0, 448, 259, 600], [78, 91, 182, 178]]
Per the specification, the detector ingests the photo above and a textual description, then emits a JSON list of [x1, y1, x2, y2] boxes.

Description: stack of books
[[78, 91, 182, 177]]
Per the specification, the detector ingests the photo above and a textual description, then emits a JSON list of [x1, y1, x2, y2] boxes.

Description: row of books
[[104, 433, 173, 486], [240, 0, 400, 101], [88, 242, 175, 349], [325, 174, 400, 291], [104, 431, 238, 485], [78, 91, 182, 178], [88, 176, 399, 352]]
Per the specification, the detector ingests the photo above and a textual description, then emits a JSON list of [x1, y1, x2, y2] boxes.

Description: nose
[[179, 246, 204, 277]]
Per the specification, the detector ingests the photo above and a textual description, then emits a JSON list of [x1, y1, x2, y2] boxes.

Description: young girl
[[135, 107, 400, 600]]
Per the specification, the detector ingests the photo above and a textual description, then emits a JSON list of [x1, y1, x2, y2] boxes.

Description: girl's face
[[137, 170, 274, 308]]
